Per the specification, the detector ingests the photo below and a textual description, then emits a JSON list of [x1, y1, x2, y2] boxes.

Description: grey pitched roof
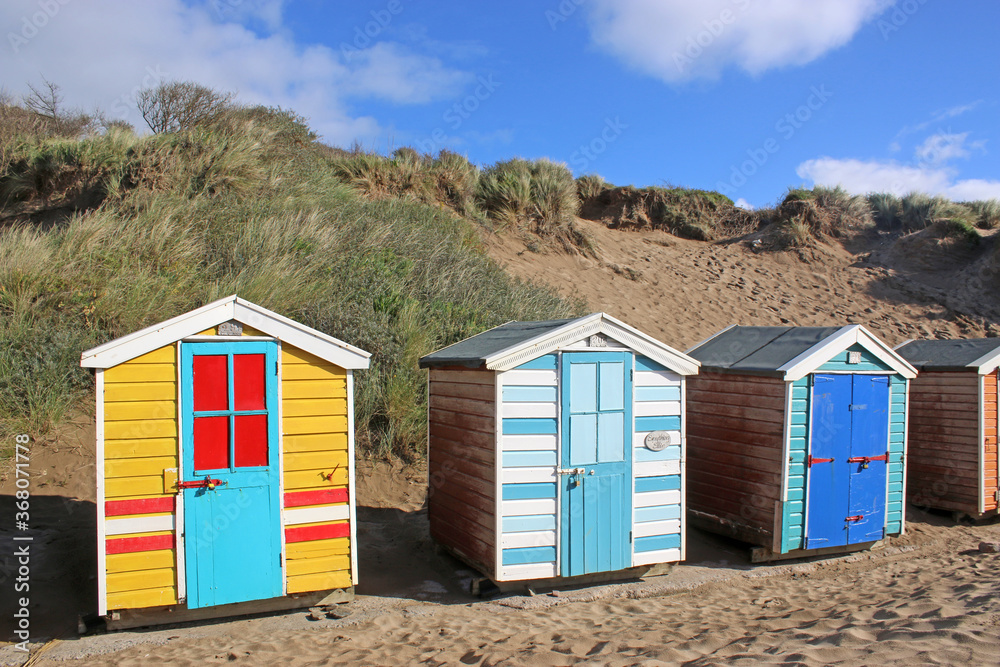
[[688, 326, 843, 374], [419, 318, 576, 368], [896, 338, 1000, 371]]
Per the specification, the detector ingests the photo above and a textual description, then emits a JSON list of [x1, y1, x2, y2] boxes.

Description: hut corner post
[[96, 368, 107, 616]]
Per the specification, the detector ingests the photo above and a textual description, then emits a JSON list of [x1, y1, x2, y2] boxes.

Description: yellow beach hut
[[80, 295, 370, 627]]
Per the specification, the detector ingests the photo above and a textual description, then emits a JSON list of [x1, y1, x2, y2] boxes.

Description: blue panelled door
[[560, 352, 632, 576], [181, 341, 282, 609], [806, 374, 890, 548]]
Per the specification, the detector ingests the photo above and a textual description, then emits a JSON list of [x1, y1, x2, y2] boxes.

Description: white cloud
[[796, 157, 1000, 201], [585, 0, 893, 83], [734, 198, 753, 210], [1, 0, 470, 144], [915, 132, 973, 166]]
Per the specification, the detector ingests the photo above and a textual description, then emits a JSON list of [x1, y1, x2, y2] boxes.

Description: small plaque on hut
[[588, 334, 607, 348], [218, 320, 243, 336], [644, 430, 674, 452]]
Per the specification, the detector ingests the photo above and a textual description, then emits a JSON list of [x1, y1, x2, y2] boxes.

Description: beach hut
[[80, 295, 370, 627], [895, 338, 1000, 519], [685, 325, 917, 561], [418, 313, 700, 587]]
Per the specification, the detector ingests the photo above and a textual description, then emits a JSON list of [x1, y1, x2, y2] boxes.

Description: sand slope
[[485, 219, 998, 349]]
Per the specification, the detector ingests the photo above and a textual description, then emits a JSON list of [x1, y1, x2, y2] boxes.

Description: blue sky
[[3, 0, 998, 207]]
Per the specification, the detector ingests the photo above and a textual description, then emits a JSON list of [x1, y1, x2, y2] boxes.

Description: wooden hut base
[[101, 587, 354, 631], [750, 541, 885, 564]]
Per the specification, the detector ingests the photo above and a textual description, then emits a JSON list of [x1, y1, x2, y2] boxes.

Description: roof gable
[[688, 325, 916, 380], [896, 338, 1000, 374], [419, 313, 700, 375], [80, 295, 371, 370]]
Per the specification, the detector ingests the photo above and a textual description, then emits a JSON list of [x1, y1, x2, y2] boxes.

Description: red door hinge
[[845, 515, 864, 522], [808, 456, 834, 467]]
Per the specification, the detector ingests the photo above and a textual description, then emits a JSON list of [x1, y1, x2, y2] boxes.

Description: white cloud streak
[[585, 0, 894, 83], [1, 0, 470, 144], [797, 157, 1000, 201]]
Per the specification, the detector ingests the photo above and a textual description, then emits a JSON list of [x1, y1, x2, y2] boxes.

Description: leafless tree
[[136, 81, 235, 133], [23, 79, 61, 119]]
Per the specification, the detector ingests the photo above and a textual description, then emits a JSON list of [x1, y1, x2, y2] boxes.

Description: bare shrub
[[137, 81, 235, 134]]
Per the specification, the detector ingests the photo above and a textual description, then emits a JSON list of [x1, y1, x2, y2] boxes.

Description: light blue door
[[807, 374, 889, 549], [560, 352, 632, 576], [181, 341, 282, 609]]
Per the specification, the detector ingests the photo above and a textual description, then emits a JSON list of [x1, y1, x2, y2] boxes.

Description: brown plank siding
[[686, 371, 785, 547], [427, 368, 497, 576], [906, 371, 982, 514], [984, 370, 998, 511]]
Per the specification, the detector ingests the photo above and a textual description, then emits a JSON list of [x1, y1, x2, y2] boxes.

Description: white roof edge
[[893, 339, 914, 351], [483, 313, 602, 369], [81, 295, 370, 370], [685, 324, 737, 355], [486, 312, 700, 375], [779, 324, 917, 382], [967, 346, 1000, 375]]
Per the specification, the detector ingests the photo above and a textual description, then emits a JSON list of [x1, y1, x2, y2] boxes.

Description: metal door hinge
[[629, 531, 633, 543]]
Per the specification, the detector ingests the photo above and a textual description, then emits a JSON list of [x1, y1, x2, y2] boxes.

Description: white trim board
[[484, 313, 700, 375], [81, 295, 370, 370]]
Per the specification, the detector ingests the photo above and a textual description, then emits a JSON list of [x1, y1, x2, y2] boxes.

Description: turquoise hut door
[[560, 352, 632, 576], [181, 341, 282, 609], [806, 374, 890, 549]]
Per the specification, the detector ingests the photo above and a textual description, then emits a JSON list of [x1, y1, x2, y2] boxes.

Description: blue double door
[[560, 352, 633, 576], [181, 341, 283, 609], [806, 374, 890, 549]]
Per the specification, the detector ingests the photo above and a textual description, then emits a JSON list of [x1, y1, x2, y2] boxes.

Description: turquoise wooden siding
[[780, 367, 908, 553], [634, 475, 681, 493], [502, 482, 557, 500], [818, 344, 894, 373], [503, 418, 558, 435], [886, 376, 907, 533], [632, 356, 684, 566], [514, 354, 558, 370], [634, 534, 681, 553], [499, 355, 561, 577], [781, 378, 810, 553], [503, 546, 556, 565]]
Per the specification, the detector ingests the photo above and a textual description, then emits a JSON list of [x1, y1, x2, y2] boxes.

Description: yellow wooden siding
[[281, 346, 353, 591], [103, 344, 179, 610], [281, 347, 349, 496], [107, 567, 176, 593], [286, 570, 352, 594], [285, 536, 350, 558], [107, 587, 179, 610], [105, 437, 177, 460], [284, 433, 348, 453], [106, 549, 175, 573], [285, 554, 350, 577]]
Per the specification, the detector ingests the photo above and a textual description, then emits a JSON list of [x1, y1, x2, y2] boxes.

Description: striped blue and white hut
[[419, 313, 700, 587]]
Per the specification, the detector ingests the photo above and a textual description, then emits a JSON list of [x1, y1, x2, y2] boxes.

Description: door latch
[[177, 477, 226, 490], [847, 454, 888, 469]]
